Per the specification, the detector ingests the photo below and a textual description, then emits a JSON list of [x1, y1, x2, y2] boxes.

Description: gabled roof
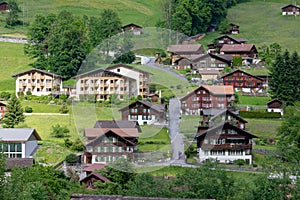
[[281, 4, 300, 9], [73, 68, 134, 80], [229, 23, 239, 27], [221, 69, 264, 81], [0, 128, 41, 142], [6, 158, 35, 170], [209, 109, 248, 123], [84, 128, 139, 139], [85, 129, 137, 146], [80, 172, 110, 183], [195, 122, 257, 139], [93, 120, 142, 132], [267, 99, 283, 107], [208, 53, 232, 64], [83, 163, 106, 172], [121, 23, 142, 29], [119, 100, 165, 113], [0, 101, 6, 106], [106, 64, 152, 75], [167, 44, 203, 54], [12, 68, 62, 78], [220, 44, 257, 53], [216, 35, 247, 44], [181, 85, 234, 100]]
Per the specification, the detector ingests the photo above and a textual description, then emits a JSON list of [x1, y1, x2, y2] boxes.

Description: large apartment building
[[12, 68, 63, 97], [106, 64, 151, 98], [74, 68, 136, 101]]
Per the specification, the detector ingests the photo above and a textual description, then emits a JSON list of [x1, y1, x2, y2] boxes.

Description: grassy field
[[0, 42, 31, 92], [200, 0, 300, 52], [237, 93, 271, 106], [0, 0, 162, 35], [245, 118, 282, 138]]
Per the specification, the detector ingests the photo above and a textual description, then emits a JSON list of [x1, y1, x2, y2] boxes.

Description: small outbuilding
[[267, 99, 283, 116]]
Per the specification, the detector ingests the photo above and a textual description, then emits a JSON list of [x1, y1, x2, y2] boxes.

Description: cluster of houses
[[11, 64, 152, 101]]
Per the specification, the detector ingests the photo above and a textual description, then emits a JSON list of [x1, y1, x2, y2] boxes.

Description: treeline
[[269, 50, 300, 105], [24, 10, 133, 80], [159, 0, 248, 36]]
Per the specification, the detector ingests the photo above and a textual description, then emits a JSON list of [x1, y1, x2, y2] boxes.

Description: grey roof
[[0, 128, 41, 141], [93, 120, 142, 132], [12, 68, 62, 78], [6, 158, 35, 170], [119, 100, 165, 113], [202, 109, 223, 116]]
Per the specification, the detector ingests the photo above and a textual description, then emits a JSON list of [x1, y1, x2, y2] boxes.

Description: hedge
[[239, 111, 281, 118]]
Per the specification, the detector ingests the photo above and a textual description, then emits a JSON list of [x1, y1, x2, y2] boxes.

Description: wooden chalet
[[167, 44, 206, 65], [221, 69, 265, 93], [267, 99, 283, 116], [93, 120, 142, 132], [0, 1, 8, 11], [215, 35, 247, 49], [119, 100, 166, 125], [80, 172, 110, 190], [83, 128, 139, 164], [195, 121, 257, 164], [220, 44, 258, 61], [281, 4, 300, 15], [121, 23, 143, 35], [229, 23, 240, 34], [180, 85, 235, 115], [147, 93, 159, 102]]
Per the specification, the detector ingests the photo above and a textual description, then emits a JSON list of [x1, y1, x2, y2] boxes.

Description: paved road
[[0, 36, 28, 44], [168, 98, 186, 163], [141, 56, 188, 82]]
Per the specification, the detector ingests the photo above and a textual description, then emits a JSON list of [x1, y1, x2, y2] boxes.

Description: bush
[[51, 124, 70, 138], [235, 159, 246, 167], [0, 91, 11, 100], [26, 91, 32, 96], [59, 104, 69, 114], [239, 111, 281, 118], [65, 153, 78, 164], [24, 106, 33, 113]]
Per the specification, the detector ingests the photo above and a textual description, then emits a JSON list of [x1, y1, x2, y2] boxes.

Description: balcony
[[201, 143, 252, 150]]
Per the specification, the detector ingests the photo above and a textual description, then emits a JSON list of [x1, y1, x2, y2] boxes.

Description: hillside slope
[[0, 0, 162, 34], [200, 0, 300, 52]]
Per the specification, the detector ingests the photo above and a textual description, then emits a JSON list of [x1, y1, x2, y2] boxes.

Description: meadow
[[200, 0, 300, 52], [0, 0, 162, 35]]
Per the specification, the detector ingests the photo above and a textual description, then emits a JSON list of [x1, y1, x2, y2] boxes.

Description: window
[[204, 139, 208, 144], [117, 68, 120, 72]]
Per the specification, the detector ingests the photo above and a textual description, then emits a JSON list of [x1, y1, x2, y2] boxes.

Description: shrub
[[26, 91, 32, 96], [0, 91, 11, 100], [239, 111, 281, 118], [252, 163, 258, 167], [51, 124, 70, 138], [17, 91, 24, 97], [235, 159, 246, 167], [59, 104, 69, 114], [59, 94, 68, 102], [71, 138, 84, 151], [65, 153, 78, 164], [24, 106, 33, 113]]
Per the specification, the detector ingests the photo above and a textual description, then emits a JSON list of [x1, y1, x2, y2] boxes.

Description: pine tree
[[1, 95, 25, 128]]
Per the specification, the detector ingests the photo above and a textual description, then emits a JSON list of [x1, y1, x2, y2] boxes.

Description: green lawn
[[237, 93, 271, 106], [138, 126, 171, 153], [200, 0, 300, 52], [0, 0, 162, 35], [0, 42, 32, 92], [22, 101, 61, 113], [245, 118, 282, 138]]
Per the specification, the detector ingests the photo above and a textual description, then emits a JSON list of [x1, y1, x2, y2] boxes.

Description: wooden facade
[[216, 35, 247, 49], [84, 129, 138, 164], [180, 85, 235, 115], [267, 99, 283, 115], [281, 4, 300, 15], [119, 100, 166, 125], [121, 23, 143, 35], [229, 23, 240, 34], [0, 2, 8, 11], [220, 44, 258, 58], [195, 121, 257, 164], [221, 69, 264, 93], [80, 172, 109, 190]]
